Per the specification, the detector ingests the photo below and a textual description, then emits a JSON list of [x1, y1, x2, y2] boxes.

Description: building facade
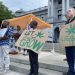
[[15, 6, 48, 22], [27, 6, 48, 22], [14, 0, 75, 42], [14, 6, 53, 42], [48, 0, 75, 22], [48, 0, 75, 42], [15, 9, 26, 17]]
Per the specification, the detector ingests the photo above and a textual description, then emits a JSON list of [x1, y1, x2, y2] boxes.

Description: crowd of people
[[0, 7, 75, 75]]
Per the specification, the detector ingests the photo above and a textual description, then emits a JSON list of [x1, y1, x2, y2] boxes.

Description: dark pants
[[65, 46, 75, 72], [28, 50, 39, 75]]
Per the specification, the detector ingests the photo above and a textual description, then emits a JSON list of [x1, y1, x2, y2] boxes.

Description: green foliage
[[0, 1, 14, 20]]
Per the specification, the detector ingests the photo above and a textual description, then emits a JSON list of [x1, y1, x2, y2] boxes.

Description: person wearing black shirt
[[63, 8, 75, 75], [28, 21, 39, 75]]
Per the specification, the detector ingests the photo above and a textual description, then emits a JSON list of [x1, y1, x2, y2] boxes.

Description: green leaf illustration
[[66, 24, 75, 35], [35, 32, 44, 38]]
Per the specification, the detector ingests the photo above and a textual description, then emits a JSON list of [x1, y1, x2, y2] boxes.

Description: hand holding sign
[[59, 25, 66, 31]]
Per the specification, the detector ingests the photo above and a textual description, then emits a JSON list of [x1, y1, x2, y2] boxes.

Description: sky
[[0, 0, 48, 12]]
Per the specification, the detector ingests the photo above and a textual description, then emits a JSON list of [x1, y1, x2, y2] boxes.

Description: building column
[[62, 0, 66, 21], [48, 0, 54, 22], [48, 0, 54, 17], [48, 0, 51, 17], [51, 0, 54, 18], [66, 0, 70, 10], [50, 0, 54, 22]]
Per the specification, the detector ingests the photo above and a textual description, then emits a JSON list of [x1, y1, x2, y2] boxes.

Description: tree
[[0, 1, 14, 20]]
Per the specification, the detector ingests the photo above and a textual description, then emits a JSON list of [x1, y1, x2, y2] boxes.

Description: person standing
[[63, 8, 75, 75], [28, 21, 39, 75], [0, 21, 13, 74]]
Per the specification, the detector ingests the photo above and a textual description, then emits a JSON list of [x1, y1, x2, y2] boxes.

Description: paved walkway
[[1, 70, 63, 75], [10, 51, 68, 67], [10, 51, 68, 72], [3, 71, 24, 75]]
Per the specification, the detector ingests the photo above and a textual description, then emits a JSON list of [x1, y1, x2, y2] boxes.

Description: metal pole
[[51, 23, 55, 53]]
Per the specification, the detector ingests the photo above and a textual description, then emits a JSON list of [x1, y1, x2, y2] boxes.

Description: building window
[[58, 14, 61, 20], [42, 17, 44, 19], [58, 9, 62, 13], [58, 0, 62, 4], [73, 6, 75, 9]]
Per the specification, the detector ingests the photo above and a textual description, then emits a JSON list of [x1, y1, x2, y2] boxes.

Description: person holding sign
[[63, 8, 75, 75], [0, 21, 13, 74], [28, 21, 39, 75]]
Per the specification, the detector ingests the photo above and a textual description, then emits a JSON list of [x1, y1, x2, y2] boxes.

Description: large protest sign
[[60, 21, 75, 48], [15, 30, 49, 54]]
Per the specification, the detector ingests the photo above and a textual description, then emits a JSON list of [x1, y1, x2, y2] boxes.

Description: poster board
[[0, 28, 8, 37], [15, 30, 49, 54], [59, 21, 75, 48]]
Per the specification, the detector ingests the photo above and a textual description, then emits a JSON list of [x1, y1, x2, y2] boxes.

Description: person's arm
[[59, 25, 66, 31]]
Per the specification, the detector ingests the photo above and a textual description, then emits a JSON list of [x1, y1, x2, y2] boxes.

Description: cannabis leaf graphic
[[66, 24, 75, 35], [35, 32, 44, 38]]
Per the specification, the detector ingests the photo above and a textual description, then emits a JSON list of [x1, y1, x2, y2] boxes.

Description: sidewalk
[[5, 71, 24, 75], [5, 70, 62, 75], [10, 51, 68, 72]]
